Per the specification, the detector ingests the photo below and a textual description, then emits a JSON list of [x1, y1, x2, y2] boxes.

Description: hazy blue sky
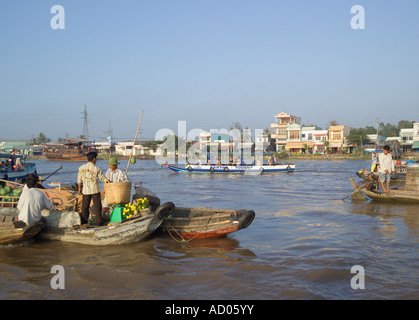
[[1, 0, 418, 141]]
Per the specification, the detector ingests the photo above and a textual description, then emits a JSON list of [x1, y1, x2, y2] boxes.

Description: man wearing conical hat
[[102, 157, 129, 221], [105, 158, 129, 183]]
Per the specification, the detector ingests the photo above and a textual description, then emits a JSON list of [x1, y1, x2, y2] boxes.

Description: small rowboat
[[0, 208, 44, 245], [163, 163, 295, 174], [159, 207, 255, 240]]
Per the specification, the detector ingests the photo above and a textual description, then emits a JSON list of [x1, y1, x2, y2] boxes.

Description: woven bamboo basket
[[104, 182, 132, 205]]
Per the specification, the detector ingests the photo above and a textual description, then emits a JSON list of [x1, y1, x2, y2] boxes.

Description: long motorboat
[[0, 154, 36, 181], [163, 163, 296, 174]]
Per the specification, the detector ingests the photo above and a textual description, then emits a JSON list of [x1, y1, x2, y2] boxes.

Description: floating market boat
[[0, 154, 36, 181], [38, 202, 174, 245], [159, 207, 255, 240], [44, 138, 96, 161], [163, 163, 295, 174], [0, 202, 175, 245], [0, 208, 44, 245], [352, 166, 419, 204]]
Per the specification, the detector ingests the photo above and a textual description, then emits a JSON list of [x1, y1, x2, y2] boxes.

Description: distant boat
[[163, 163, 296, 174], [0, 154, 36, 181], [44, 138, 95, 161]]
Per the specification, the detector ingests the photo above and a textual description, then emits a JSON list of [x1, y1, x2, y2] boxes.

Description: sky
[[0, 0, 418, 142]]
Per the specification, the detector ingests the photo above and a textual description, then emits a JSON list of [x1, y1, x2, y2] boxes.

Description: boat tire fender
[[287, 164, 292, 172], [187, 166, 193, 172], [224, 167, 229, 172], [238, 210, 255, 230], [154, 202, 176, 220], [209, 166, 215, 173]]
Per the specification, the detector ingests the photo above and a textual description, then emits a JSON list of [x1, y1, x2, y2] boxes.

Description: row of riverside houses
[[195, 112, 350, 155], [270, 112, 350, 154], [270, 112, 419, 155]]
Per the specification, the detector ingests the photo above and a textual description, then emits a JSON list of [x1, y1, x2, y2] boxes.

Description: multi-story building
[[400, 128, 414, 153], [311, 129, 329, 154], [285, 124, 306, 153], [328, 125, 351, 153], [270, 112, 302, 151]]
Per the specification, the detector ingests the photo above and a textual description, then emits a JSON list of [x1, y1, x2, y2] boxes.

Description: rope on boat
[[165, 214, 215, 243]]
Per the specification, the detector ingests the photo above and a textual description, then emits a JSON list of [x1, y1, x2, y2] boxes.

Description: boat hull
[[45, 155, 87, 161], [38, 210, 164, 245], [360, 188, 419, 204], [0, 208, 163, 245], [159, 207, 255, 240], [164, 163, 295, 174]]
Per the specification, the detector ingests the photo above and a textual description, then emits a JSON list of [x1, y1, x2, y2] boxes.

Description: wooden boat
[[164, 163, 295, 174], [352, 166, 419, 204], [38, 202, 174, 245], [159, 207, 255, 240], [0, 202, 175, 245], [0, 208, 44, 245], [44, 138, 95, 161], [359, 188, 419, 204]]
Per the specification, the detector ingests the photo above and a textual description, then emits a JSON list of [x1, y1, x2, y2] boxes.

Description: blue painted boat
[[163, 163, 295, 174], [0, 154, 37, 181]]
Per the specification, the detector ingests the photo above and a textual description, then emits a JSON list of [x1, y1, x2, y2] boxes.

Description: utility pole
[[376, 117, 379, 150]]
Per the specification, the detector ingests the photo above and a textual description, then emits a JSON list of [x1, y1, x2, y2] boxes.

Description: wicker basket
[[104, 182, 132, 205]]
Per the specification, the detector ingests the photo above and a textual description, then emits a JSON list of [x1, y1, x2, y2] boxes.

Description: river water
[[0, 159, 418, 300]]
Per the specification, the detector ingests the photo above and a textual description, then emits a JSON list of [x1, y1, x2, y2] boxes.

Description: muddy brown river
[[1, 159, 418, 300]]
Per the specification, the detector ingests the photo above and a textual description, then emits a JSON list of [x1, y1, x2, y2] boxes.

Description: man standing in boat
[[101, 158, 129, 221], [77, 151, 110, 226], [378, 145, 395, 193]]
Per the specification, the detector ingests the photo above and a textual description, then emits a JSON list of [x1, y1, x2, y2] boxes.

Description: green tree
[[378, 122, 398, 137], [31, 132, 51, 145], [346, 128, 371, 146], [397, 120, 415, 131]]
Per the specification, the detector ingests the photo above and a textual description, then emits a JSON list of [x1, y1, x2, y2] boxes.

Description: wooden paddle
[[43, 166, 63, 181], [342, 180, 372, 201]]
